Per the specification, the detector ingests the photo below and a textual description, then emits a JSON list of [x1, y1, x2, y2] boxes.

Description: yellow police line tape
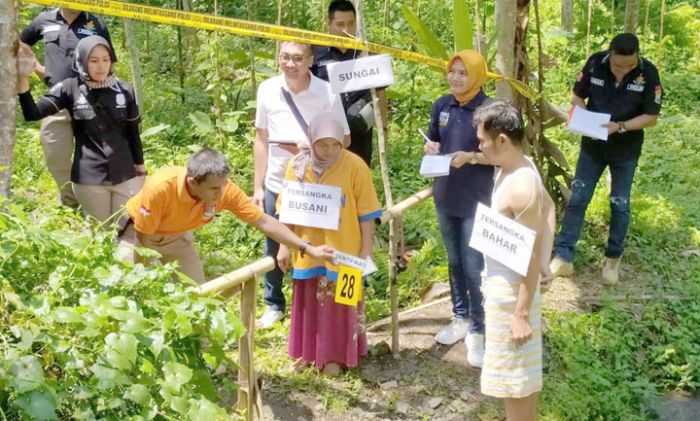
[[22, 0, 535, 99]]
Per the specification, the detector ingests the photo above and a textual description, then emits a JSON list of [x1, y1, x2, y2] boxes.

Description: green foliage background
[[4, 0, 700, 419]]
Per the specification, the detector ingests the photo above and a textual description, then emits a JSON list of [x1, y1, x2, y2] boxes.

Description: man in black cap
[[550, 33, 662, 284], [20, 7, 116, 207]]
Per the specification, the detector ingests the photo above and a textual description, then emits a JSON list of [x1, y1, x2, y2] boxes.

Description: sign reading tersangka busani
[[279, 181, 342, 230], [327, 54, 395, 94], [469, 203, 537, 276]]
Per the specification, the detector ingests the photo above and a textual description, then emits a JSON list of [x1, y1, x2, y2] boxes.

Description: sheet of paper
[[420, 155, 452, 178], [566, 105, 612, 141], [333, 250, 368, 271], [468, 203, 537, 276], [363, 257, 378, 276], [279, 181, 342, 230], [333, 251, 378, 276]]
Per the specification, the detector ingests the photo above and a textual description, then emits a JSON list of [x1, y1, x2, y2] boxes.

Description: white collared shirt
[[255, 73, 350, 193]]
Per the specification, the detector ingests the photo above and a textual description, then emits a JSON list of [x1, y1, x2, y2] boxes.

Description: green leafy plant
[[0, 208, 246, 420]]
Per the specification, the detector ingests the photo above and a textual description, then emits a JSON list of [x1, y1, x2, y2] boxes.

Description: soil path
[[261, 295, 492, 420], [259, 275, 594, 420]]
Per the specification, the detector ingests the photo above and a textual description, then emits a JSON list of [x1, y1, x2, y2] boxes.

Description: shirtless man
[[473, 101, 555, 421]]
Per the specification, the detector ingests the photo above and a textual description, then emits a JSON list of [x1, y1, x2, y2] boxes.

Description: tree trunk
[[509, 0, 573, 206], [123, 19, 144, 111], [623, 0, 640, 34], [561, 0, 574, 32], [495, 0, 517, 100], [0, 0, 18, 198]]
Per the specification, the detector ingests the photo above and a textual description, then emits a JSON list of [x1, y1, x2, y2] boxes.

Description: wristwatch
[[469, 153, 478, 165], [299, 240, 310, 258], [617, 121, 627, 134]]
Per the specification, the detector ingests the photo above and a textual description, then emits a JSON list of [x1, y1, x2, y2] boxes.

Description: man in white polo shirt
[[254, 41, 350, 328]]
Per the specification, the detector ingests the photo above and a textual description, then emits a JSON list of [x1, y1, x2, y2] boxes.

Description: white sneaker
[[435, 317, 469, 345], [465, 332, 485, 368], [257, 307, 284, 329], [550, 257, 574, 278], [602, 257, 621, 284]]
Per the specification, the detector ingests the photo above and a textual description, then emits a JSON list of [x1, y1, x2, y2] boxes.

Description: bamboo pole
[[247, 0, 257, 100], [367, 296, 450, 332], [238, 274, 257, 420], [354, 0, 399, 356], [586, 0, 593, 57], [196, 257, 275, 295], [195, 257, 275, 421], [274, 0, 282, 73], [377, 188, 433, 225], [123, 18, 144, 111], [659, 0, 666, 64], [610, 0, 615, 34], [642, 0, 650, 38], [533, 0, 545, 166], [213, 0, 224, 147]]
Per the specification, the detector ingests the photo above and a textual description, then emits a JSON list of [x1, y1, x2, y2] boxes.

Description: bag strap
[[280, 87, 309, 139]]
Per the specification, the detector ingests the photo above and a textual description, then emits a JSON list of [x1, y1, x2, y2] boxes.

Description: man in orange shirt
[[125, 148, 334, 284]]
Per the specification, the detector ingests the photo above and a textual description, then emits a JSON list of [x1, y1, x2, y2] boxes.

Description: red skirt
[[288, 276, 367, 369]]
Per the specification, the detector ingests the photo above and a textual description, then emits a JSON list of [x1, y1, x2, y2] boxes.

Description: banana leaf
[[401, 6, 448, 60], [453, 0, 473, 52]]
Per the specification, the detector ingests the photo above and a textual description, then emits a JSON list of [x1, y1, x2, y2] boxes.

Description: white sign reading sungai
[[469, 203, 537, 276], [279, 181, 342, 230], [327, 54, 395, 94]]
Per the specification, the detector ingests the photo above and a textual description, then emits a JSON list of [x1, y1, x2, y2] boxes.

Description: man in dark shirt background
[[550, 33, 662, 284], [311, 0, 388, 166], [20, 7, 115, 208]]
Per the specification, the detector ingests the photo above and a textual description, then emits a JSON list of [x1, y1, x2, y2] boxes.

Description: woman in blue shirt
[[423, 50, 494, 367]]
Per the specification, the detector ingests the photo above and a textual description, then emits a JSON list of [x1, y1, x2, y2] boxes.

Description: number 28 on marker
[[334, 265, 362, 307]]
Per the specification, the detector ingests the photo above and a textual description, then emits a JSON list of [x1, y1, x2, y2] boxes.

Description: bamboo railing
[[195, 256, 276, 421], [375, 187, 433, 355]]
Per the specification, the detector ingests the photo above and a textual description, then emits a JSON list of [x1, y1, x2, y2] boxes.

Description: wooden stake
[[354, 0, 398, 356], [238, 277, 257, 420]]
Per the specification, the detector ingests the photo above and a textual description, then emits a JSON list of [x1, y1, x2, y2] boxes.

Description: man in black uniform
[[310, 0, 387, 166], [20, 7, 116, 207], [550, 33, 662, 284]]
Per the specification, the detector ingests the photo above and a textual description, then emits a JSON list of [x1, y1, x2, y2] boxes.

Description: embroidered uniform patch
[[439, 111, 450, 127], [590, 77, 605, 87], [654, 85, 662, 104], [116, 93, 126, 108], [139, 205, 151, 216]]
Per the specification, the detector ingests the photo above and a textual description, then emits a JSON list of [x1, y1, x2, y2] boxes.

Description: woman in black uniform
[[17, 35, 146, 225]]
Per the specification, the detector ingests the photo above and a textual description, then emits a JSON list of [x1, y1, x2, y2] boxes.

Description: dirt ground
[[257, 263, 664, 420], [260, 294, 494, 420]]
